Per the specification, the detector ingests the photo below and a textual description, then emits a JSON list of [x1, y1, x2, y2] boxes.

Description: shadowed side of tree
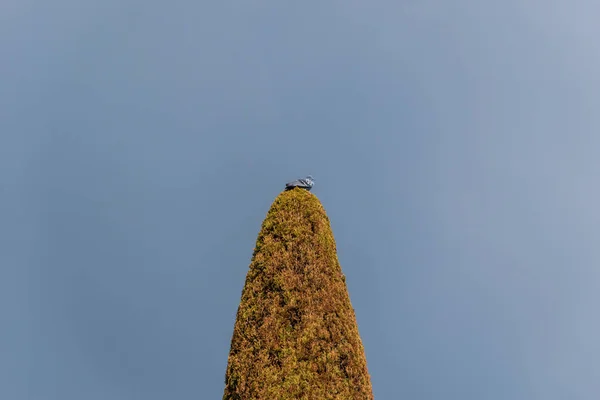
[[223, 188, 373, 399]]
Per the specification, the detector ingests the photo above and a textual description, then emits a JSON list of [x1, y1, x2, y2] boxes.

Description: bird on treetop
[[285, 175, 314, 191]]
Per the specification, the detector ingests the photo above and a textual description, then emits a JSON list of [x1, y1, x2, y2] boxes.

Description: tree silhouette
[[223, 188, 373, 399]]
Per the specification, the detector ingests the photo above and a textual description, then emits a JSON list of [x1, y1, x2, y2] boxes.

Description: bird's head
[[306, 175, 314, 183]]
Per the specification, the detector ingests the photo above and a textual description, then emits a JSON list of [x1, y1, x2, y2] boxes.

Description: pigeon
[[285, 175, 314, 191]]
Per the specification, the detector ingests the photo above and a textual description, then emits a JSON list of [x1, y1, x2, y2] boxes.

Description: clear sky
[[3, 1, 600, 399]]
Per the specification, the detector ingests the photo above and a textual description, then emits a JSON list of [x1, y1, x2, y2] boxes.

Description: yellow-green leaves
[[223, 188, 373, 400]]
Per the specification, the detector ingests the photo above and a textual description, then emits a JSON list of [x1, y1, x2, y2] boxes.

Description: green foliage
[[223, 188, 373, 399]]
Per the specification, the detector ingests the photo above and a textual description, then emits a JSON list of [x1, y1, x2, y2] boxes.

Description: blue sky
[[3, 1, 600, 399]]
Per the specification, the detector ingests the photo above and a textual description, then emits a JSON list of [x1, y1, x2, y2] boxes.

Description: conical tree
[[223, 188, 373, 399]]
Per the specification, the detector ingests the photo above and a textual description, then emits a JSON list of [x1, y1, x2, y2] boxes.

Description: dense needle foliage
[[223, 188, 373, 399]]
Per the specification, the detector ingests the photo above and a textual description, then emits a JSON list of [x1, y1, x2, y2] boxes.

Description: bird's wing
[[297, 179, 312, 186]]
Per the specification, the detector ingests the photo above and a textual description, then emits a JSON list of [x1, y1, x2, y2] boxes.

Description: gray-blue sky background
[[3, 1, 600, 399]]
